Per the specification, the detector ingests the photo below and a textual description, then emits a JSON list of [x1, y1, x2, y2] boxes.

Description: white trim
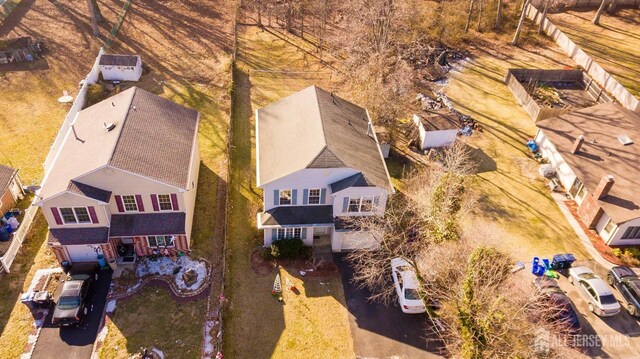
[[146, 235, 176, 248], [156, 194, 174, 212], [185, 112, 200, 192], [37, 189, 108, 206], [278, 189, 293, 206], [255, 109, 261, 188], [121, 194, 139, 212], [308, 188, 321, 204], [58, 206, 93, 225]]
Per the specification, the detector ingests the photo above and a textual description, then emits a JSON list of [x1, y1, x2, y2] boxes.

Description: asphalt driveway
[[32, 268, 112, 359], [335, 254, 442, 358]]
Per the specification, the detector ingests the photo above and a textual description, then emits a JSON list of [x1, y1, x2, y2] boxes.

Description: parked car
[[533, 277, 581, 333], [391, 258, 426, 314], [52, 266, 97, 326], [607, 266, 640, 318], [568, 266, 620, 317]]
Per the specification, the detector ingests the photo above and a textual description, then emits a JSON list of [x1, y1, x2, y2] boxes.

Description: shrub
[[84, 83, 108, 108], [611, 248, 623, 258], [270, 238, 306, 259]]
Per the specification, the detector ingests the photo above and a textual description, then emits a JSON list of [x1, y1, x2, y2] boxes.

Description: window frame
[[603, 219, 616, 234], [122, 195, 139, 212], [308, 189, 321, 204], [279, 190, 292, 206], [622, 226, 640, 240], [147, 235, 175, 248], [157, 194, 173, 211], [59, 207, 92, 225], [347, 196, 379, 213], [348, 198, 361, 212], [276, 227, 302, 240]]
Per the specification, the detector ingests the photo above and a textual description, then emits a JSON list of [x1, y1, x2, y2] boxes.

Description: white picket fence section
[[42, 48, 105, 175], [0, 201, 37, 273], [1, 49, 105, 274], [526, 5, 639, 112]]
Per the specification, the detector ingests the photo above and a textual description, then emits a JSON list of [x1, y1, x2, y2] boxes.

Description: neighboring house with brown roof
[[535, 103, 640, 245], [0, 164, 24, 215], [256, 86, 394, 252], [37, 87, 200, 264]]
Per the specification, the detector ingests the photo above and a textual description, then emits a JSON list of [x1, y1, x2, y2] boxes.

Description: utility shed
[[412, 111, 459, 150], [99, 54, 142, 81]]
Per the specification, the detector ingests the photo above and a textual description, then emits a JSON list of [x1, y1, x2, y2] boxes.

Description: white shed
[[99, 54, 142, 81], [412, 112, 459, 150]]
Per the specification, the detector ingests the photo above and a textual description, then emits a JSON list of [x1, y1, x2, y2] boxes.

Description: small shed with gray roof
[[99, 54, 142, 81]]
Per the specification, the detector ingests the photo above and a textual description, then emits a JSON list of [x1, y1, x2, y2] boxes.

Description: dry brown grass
[[223, 25, 354, 359], [548, 9, 640, 97]]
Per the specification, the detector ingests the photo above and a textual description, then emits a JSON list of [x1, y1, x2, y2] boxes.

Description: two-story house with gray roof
[[256, 86, 394, 252], [37, 87, 200, 265]]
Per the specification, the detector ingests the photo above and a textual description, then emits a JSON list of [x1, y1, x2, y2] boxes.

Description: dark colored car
[[51, 266, 98, 326], [607, 266, 640, 318], [534, 277, 581, 333]]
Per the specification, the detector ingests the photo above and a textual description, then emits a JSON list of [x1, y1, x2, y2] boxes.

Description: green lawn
[[223, 26, 354, 359], [549, 9, 640, 97], [442, 33, 591, 261]]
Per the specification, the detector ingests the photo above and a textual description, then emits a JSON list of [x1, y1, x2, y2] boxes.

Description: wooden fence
[[505, 69, 613, 122], [530, 0, 640, 11], [526, 5, 640, 112]]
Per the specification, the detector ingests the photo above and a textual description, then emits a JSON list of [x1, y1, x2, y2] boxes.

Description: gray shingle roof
[[330, 173, 375, 193], [0, 164, 17, 194], [109, 88, 199, 189], [39, 87, 199, 199], [110, 213, 186, 236], [48, 227, 110, 245], [257, 86, 393, 191], [67, 181, 111, 203], [261, 205, 334, 226], [99, 54, 138, 66]]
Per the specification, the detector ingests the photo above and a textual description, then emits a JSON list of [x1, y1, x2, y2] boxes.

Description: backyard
[[0, 0, 234, 358], [223, 25, 355, 359], [548, 9, 640, 97]]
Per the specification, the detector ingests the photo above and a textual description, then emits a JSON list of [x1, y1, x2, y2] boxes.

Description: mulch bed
[[250, 248, 339, 277], [564, 200, 624, 266]]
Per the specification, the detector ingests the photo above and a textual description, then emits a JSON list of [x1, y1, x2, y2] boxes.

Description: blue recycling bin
[[97, 254, 106, 268]]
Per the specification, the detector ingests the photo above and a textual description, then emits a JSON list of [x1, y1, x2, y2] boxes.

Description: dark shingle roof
[[67, 181, 111, 203], [0, 165, 17, 193], [48, 227, 110, 245], [330, 173, 375, 193], [99, 54, 138, 66], [261, 205, 334, 226], [110, 213, 186, 236], [109, 88, 199, 189], [257, 86, 393, 191]]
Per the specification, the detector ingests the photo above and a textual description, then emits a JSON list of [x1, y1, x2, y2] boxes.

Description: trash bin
[[551, 254, 567, 270], [97, 254, 106, 268], [564, 253, 576, 268], [108, 258, 118, 271], [20, 292, 36, 310]]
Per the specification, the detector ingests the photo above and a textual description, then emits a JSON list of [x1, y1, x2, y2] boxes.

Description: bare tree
[[538, 0, 549, 34], [465, 0, 476, 33], [477, 0, 483, 32], [495, 0, 503, 30], [87, 0, 101, 37], [512, 0, 531, 45], [593, 0, 608, 25]]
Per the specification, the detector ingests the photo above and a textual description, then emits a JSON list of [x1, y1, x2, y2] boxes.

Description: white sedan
[[568, 266, 621, 317], [391, 258, 426, 314]]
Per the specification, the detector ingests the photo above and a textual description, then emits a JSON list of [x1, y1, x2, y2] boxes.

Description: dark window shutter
[[171, 194, 179, 211], [51, 207, 63, 225], [115, 195, 124, 212], [151, 194, 159, 211], [301, 228, 307, 240], [271, 229, 277, 241], [273, 190, 279, 206], [88, 206, 98, 224], [320, 189, 327, 204], [303, 189, 309, 205], [135, 195, 145, 212], [342, 197, 349, 212], [292, 189, 298, 205]]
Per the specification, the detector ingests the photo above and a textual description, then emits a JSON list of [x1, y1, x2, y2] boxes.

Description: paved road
[[335, 254, 442, 358], [32, 269, 112, 359]]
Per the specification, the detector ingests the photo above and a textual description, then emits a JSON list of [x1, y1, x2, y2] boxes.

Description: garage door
[[340, 232, 378, 251], [66, 245, 101, 262]]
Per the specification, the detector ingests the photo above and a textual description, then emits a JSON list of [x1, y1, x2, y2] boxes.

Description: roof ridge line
[[313, 85, 329, 150], [107, 87, 138, 165]]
